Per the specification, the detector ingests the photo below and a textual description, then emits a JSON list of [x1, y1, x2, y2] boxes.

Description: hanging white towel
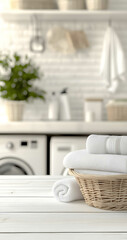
[[100, 26, 126, 93]]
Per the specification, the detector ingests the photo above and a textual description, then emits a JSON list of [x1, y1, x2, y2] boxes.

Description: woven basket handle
[[69, 169, 86, 179], [68, 169, 127, 180]]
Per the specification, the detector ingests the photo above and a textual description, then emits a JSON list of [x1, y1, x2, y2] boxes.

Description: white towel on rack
[[52, 178, 83, 202], [100, 26, 126, 93]]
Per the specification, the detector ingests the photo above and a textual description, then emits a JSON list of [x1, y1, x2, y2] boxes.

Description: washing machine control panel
[[6, 142, 14, 150], [6, 140, 38, 150], [20, 141, 38, 148], [21, 141, 28, 146]]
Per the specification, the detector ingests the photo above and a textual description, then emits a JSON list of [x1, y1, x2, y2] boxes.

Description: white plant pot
[[5, 100, 25, 121], [86, 0, 108, 10], [57, 0, 85, 10], [10, 0, 56, 9]]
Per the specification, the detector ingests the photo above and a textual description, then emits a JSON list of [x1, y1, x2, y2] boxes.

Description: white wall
[[0, 0, 127, 121]]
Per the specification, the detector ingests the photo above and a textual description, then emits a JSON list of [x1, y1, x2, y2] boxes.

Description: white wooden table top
[[0, 176, 127, 234]]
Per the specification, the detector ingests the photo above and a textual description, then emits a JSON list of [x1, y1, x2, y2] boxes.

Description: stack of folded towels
[[53, 135, 127, 203]]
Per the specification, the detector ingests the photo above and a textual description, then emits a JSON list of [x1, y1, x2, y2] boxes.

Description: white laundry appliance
[[0, 135, 47, 175], [50, 136, 87, 175]]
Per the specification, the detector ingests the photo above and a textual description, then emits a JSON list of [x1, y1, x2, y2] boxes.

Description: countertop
[[0, 176, 127, 238], [0, 121, 126, 134]]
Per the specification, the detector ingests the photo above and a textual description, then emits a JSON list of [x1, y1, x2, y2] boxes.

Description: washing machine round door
[[0, 157, 34, 175]]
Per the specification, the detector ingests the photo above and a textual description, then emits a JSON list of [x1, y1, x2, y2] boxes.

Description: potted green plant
[[0, 53, 46, 121]]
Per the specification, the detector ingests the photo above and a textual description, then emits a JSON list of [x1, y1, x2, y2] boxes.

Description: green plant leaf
[[0, 53, 46, 101]]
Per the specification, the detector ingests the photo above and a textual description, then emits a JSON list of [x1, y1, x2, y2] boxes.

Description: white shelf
[[0, 10, 127, 21], [0, 121, 127, 134]]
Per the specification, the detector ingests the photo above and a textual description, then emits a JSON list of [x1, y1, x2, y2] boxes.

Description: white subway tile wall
[[0, 0, 127, 121], [109, 0, 127, 10]]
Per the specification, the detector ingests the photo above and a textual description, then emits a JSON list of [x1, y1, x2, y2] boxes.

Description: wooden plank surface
[[0, 177, 126, 235], [0, 176, 126, 214], [0, 197, 127, 213], [0, 198, 105, 213], [0, 176, 67, 197], [0, 233, 127, 240], [0, 213, 127, 233]]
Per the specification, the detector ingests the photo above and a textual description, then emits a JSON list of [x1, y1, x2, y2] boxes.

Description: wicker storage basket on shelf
[[10, 0, 57, 9], [57, 0, 85, 10], [69, 169, 127, 211], [106, 101, 127, 121], [86, 0, 108, 10]]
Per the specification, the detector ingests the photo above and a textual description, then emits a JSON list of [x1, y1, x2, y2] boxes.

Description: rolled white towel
[[86, 135, 127, 155], [63, 149, 127, 173], [52, 178, 83, 203]]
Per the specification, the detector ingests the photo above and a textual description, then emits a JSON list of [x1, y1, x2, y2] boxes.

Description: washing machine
[[0, 135, 47, 175], [50, 136, 87, 175]]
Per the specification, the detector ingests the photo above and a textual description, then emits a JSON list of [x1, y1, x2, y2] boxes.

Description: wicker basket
[[86, 0, 108, 10], [69, 169, 127, 211], [57, 0, 85, 10], [106, 101, 127, 121], [10, 0, 57, 9]]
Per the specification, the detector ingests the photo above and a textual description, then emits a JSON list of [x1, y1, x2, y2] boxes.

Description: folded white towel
[[63, 149, 127, 173], [52, 178, 83, 202], [76, 169, 123, 176], [100, 26, 126, 93], [86, 134, 127, 155]]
